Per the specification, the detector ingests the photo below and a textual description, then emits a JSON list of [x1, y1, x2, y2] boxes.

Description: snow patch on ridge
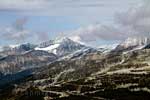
[[35, 44, 60, 54]]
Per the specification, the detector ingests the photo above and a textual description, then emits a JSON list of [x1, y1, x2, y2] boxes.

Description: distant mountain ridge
[[0, 43, 37, 55], [0, 50, 57, 75], [114, 36, 150, 52]]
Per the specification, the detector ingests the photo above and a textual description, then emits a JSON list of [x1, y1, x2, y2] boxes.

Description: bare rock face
[[0, 50, 58, 75]]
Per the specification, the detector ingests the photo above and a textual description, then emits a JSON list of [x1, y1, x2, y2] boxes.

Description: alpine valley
[[1, 36, 150, 100]]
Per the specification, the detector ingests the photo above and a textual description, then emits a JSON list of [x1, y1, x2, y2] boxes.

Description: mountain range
[[1, 36, 150, 75], [0, 36, 150, 100]]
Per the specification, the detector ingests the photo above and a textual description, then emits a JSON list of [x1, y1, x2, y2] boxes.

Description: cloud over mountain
[[0, 0, 146, 45], [1, 17, 30, 43], [116, 0, 150, 36], [70, 0, 150, 43], [70, 24, 126, 42]]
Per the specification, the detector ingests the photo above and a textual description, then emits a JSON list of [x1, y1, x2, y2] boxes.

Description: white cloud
[[36, 32, 49, 42], [69, 24, 127, 42], [3, 29, 29, 41], [0, 17, 30, 43], [116, 0, 150, 36], [69, 0, 150, 43], [0, 0, 48, 11], [0, 0, 145, 45], [0, 17, 51, 44], [0, 0, 140, 17]]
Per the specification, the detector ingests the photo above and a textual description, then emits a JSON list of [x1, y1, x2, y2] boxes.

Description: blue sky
[[0, 0, 149, 47]]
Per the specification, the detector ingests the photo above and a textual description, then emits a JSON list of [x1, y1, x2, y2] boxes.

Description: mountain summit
[[35, 37, 86, 56]]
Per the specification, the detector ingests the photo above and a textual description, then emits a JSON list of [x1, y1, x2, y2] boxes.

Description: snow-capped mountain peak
[[54, 37, 71, 43], [35, 37, 86, 56], [114, 36, 150, 52], [120, 36, 150, 48]]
